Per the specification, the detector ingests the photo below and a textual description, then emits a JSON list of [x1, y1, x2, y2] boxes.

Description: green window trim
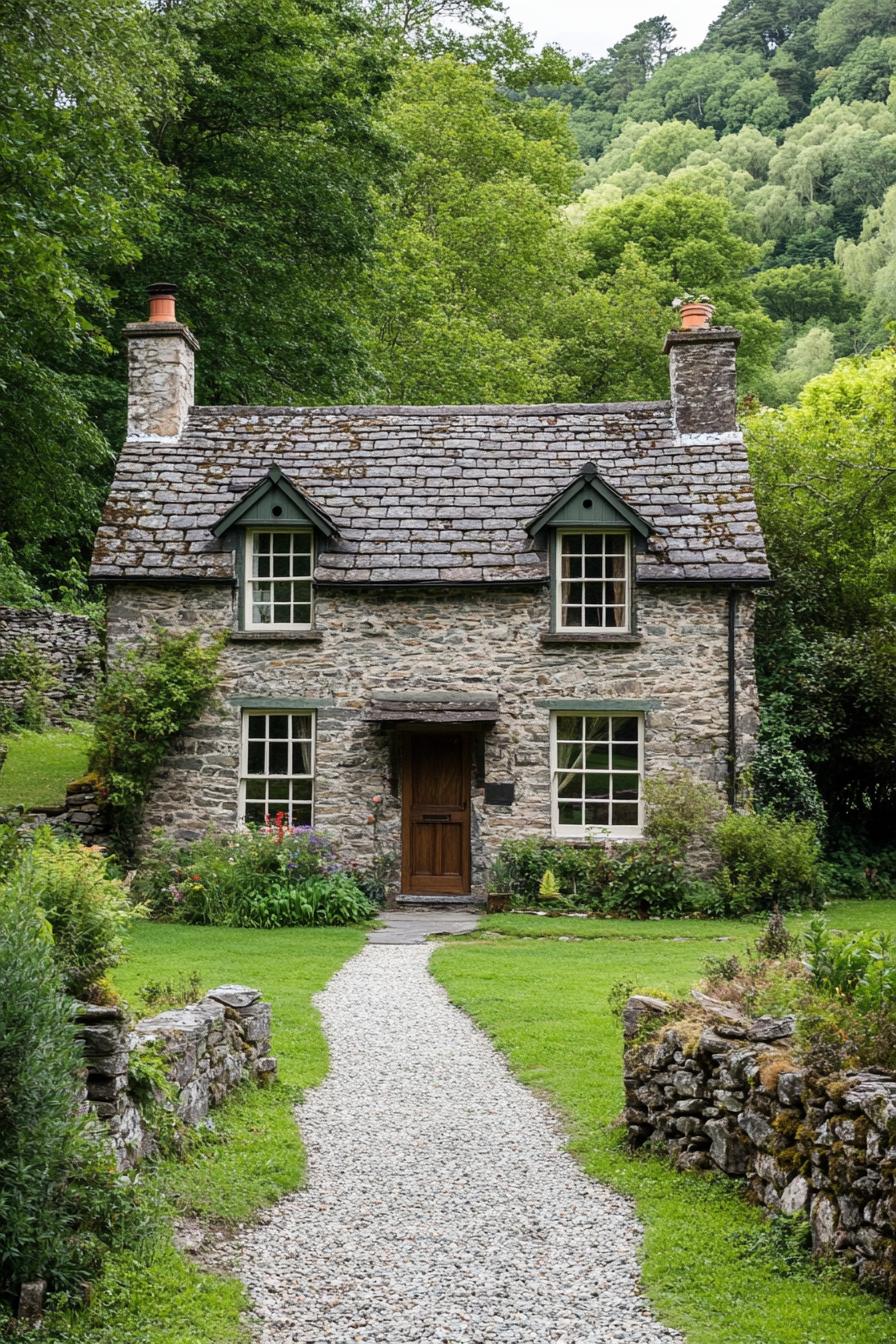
[[536, 698, 659, 711], [228, 695, 334, 710]]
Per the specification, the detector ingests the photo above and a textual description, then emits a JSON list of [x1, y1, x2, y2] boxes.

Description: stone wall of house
[[0, 606, 101, 721], [75, 984, 276, 1169], [622, 995, 896, 1300], [104, 580, 759, 895]]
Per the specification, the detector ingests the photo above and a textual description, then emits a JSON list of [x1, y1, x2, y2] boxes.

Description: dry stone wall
[[623, 995, 896, 1300], [0, 605, 100, 720], [105, 580, 758, 895], [76, 984, 275, 1169]]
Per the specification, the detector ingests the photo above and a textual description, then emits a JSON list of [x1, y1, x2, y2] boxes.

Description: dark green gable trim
[[526, 462, 651, 539], [212, 464, 339, 539]]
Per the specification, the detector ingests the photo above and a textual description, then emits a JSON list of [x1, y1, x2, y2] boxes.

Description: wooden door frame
[[400, 729, 472, 895]]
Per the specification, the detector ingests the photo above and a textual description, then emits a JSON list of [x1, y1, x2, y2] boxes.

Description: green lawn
[[432, 902, 896, 1344], [43, 921, 365, 1344], [0, 722, 92, 809]]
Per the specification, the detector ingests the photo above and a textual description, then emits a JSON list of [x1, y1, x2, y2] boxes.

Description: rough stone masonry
[[623, 994, 896, 1301], [76, 984, 276, 1169]]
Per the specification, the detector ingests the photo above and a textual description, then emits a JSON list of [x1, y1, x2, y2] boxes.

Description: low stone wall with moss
[[622, 994, 896, 1301], [76, 984, 276, 1169]]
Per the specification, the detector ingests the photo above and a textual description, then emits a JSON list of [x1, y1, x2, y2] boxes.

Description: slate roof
[[90, 402, 770, 586]]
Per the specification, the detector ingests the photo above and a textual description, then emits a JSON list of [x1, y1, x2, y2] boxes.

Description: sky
[[502, 0, 724, 60]]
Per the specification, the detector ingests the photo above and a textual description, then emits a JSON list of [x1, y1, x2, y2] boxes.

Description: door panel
[[402, 733, 471, 894]]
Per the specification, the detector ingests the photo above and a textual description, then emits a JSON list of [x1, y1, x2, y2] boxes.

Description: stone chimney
[[663, 326, 741, 437], [124, 283, 199, 440]]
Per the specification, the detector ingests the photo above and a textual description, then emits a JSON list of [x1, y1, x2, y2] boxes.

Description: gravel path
[[237, 944, 684, 1344]]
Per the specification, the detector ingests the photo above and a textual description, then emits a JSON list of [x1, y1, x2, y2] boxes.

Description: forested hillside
[[1, 0, 895, 836]]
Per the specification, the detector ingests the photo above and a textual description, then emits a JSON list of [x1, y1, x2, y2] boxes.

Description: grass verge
[[0, 722, 92, 809], [41, 920, 365, 1343], [432, 903, 896, 1344]]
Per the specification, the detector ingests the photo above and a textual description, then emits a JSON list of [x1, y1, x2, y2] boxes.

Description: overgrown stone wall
[[24, 776, 109, 846], [0, 606, 101, 720], [104, 580, 759, 895], [76, 984, 276, 1169], [623, 995, 896, 1300]]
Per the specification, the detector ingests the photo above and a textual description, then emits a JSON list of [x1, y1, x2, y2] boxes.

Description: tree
[[753, 262, 860, 324], [576, 185, 779, 385], [704, 0, 825, 58], [365, 57, 581, 403], [747, 346, 896, 831], [815, 0, 896, 64], [0, 0, 174, 582], [546, 248, 670, 402], [112, 0, 396, 408], [836, 181, 896, 343]]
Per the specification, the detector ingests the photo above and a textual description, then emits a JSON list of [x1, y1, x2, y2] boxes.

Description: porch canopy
[[363, 690, 499, 727]]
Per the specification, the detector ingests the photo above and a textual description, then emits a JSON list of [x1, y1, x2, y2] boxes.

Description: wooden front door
[[402, 732, 471, 895]]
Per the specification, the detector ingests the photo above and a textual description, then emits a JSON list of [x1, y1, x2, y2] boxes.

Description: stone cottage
[[90, 284, 769, 900]]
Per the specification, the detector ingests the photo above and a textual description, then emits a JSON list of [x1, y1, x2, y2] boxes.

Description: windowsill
[[539, 631, 642, 646], [552, 832, 644, 843], [231, 628, 324, 642]]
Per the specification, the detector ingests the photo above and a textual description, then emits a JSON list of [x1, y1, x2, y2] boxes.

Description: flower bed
[[132, 818, 378, 927]]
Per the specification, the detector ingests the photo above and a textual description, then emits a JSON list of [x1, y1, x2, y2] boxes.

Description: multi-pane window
[[245, 529, 312, 628], [556, 530, 629, 630], [240, 712, 315, 827], [551, 712, 643, 835]]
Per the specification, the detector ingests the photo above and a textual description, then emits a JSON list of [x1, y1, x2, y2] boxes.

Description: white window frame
[[553, 528, 631, 633], [243, 527, 314, 631], [550, 710, 644, 839], [238, 709, 316, 828]]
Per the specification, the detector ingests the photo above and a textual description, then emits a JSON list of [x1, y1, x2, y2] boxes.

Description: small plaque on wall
[[484, 781, 515, 805]]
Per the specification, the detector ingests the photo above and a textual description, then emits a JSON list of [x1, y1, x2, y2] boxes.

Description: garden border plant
[[488, 771, 828, 918]]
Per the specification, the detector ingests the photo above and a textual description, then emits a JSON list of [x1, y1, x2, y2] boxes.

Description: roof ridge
[[185, 401, 673, 418]]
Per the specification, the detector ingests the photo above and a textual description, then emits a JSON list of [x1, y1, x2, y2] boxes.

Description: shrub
[[0, 895, 144, 1305], [5, 831, 132, 999], [489, 837, 611, 909], [751, 695, 826, 830], [804, 917, 896, 1013], [712, 810, 823, 914], [131, 824, 375, 928], [643, 772, 722, 854], [90, 629, 223, 849], [820, 838, 896, 900], [754, 906, 800, 960], [604, 840, 707, 918]]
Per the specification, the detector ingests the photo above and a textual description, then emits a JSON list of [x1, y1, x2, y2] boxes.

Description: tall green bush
[[90, 630, 223, 848], [6, 832, 132, 999], [713, 810, 823, 913], [0, 896, 142, 1306]]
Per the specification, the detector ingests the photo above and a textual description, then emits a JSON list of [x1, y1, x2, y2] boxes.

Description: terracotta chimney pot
[[679, 301, 714, 331], [147, 282, 178, 323]]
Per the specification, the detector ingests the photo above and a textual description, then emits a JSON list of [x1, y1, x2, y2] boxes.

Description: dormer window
[[556, 529, 630, 631], [245, 529, 313, 628], [526, 461, 651, 638], [211, 464, 339, 635]]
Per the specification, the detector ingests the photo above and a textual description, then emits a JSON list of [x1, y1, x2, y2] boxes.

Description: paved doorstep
[[237, 943, 684, 1344]]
